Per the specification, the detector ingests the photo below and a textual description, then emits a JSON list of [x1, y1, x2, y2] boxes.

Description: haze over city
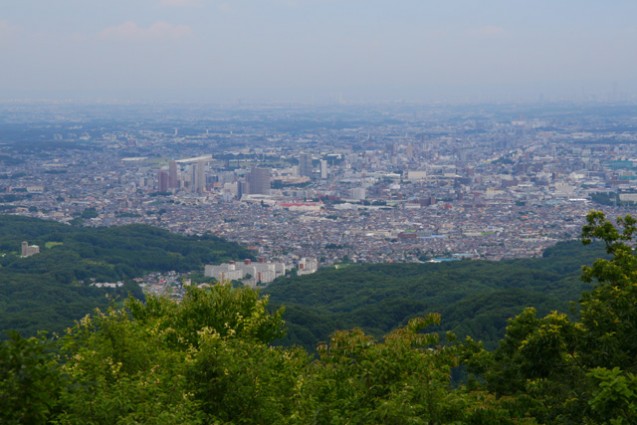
[[2, 0, 637, 103], [5, 3, 637, 423]]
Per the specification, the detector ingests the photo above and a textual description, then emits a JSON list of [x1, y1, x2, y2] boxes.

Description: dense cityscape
[[5, 0, 637, 422], [2, 102, 637, 276]]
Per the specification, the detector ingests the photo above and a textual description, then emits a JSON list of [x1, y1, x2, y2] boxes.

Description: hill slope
[[0, 215, 252, 336], [265, 241, 606, 350]]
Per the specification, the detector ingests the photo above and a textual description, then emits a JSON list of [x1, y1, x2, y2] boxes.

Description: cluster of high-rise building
[[158, 159, 273, 198], [3, 102, 637, 274], [156, 156, 212, 194]]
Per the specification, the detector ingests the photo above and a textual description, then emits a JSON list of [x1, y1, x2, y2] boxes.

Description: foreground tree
[[290, 314, 530, 424], [7, 211, 637, 424], [483, 211, 637, 424], [580, 211, 637, 371], [0, 332, 60, 425], [3, 283, 526, 424], [54, 284, 287, 424]]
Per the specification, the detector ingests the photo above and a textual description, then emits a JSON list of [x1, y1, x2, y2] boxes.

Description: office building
[[157, 170, 169, 192], [247, 167, 271, 195], [168, 160, 178, 189], [299, 153, 313, 178], [320, 159, 329, 179], [191, 159, 207, 194]]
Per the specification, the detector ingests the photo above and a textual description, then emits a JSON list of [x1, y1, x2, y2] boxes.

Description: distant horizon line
[[2, 97, 637, 108]]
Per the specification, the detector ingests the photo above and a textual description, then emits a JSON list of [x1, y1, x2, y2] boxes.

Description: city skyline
[[1, 101, 636, 265], [2, 1, 637, 103]]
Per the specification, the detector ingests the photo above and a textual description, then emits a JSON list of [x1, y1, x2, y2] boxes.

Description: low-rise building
[[204, 259, 287, 286], [21, 241, 40, 258]]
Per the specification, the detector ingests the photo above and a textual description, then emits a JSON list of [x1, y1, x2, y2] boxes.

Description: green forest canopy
[[0, 215, 252, 336], [3, 211, 637, 424], [0, 213, 608, 353], [265, 239, 606, 350]]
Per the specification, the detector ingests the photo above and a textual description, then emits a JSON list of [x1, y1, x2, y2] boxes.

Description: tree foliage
[[480, 211, 637, 423], [580, 211, 637, 371], [4, 210, 637, 423], [0, 285, 528, 424], [265, 240, 604, 351], [0, 332, 60, 425], [0, 215, 252, 337]]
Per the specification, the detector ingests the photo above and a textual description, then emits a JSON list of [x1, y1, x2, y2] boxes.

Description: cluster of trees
[[476, 211, 637, 423], [3, 211, 637, 424], [0, 215, 253, 336], [265, 240, 605, 351], [1, 283, 517, 424]]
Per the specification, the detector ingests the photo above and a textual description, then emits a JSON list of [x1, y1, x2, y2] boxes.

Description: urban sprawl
[[2, 102, 636, 292]]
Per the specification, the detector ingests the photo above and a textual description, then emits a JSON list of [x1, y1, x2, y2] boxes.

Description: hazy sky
[[2, 0, 636, 103]]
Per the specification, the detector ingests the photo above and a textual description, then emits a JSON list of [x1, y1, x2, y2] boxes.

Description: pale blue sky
[[2, 1, 636, 102]]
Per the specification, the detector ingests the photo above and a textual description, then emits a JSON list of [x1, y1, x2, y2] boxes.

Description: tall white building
[[191, 159, 207, 194], [320, 159, 329, 179], [297, 257, 318, 275]]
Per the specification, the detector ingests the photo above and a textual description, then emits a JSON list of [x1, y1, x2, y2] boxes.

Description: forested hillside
[[265, 240, 606, 350], [3, 211, 637, 424], [1, 212, 607, 350], [0, 215, 252, 336]]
